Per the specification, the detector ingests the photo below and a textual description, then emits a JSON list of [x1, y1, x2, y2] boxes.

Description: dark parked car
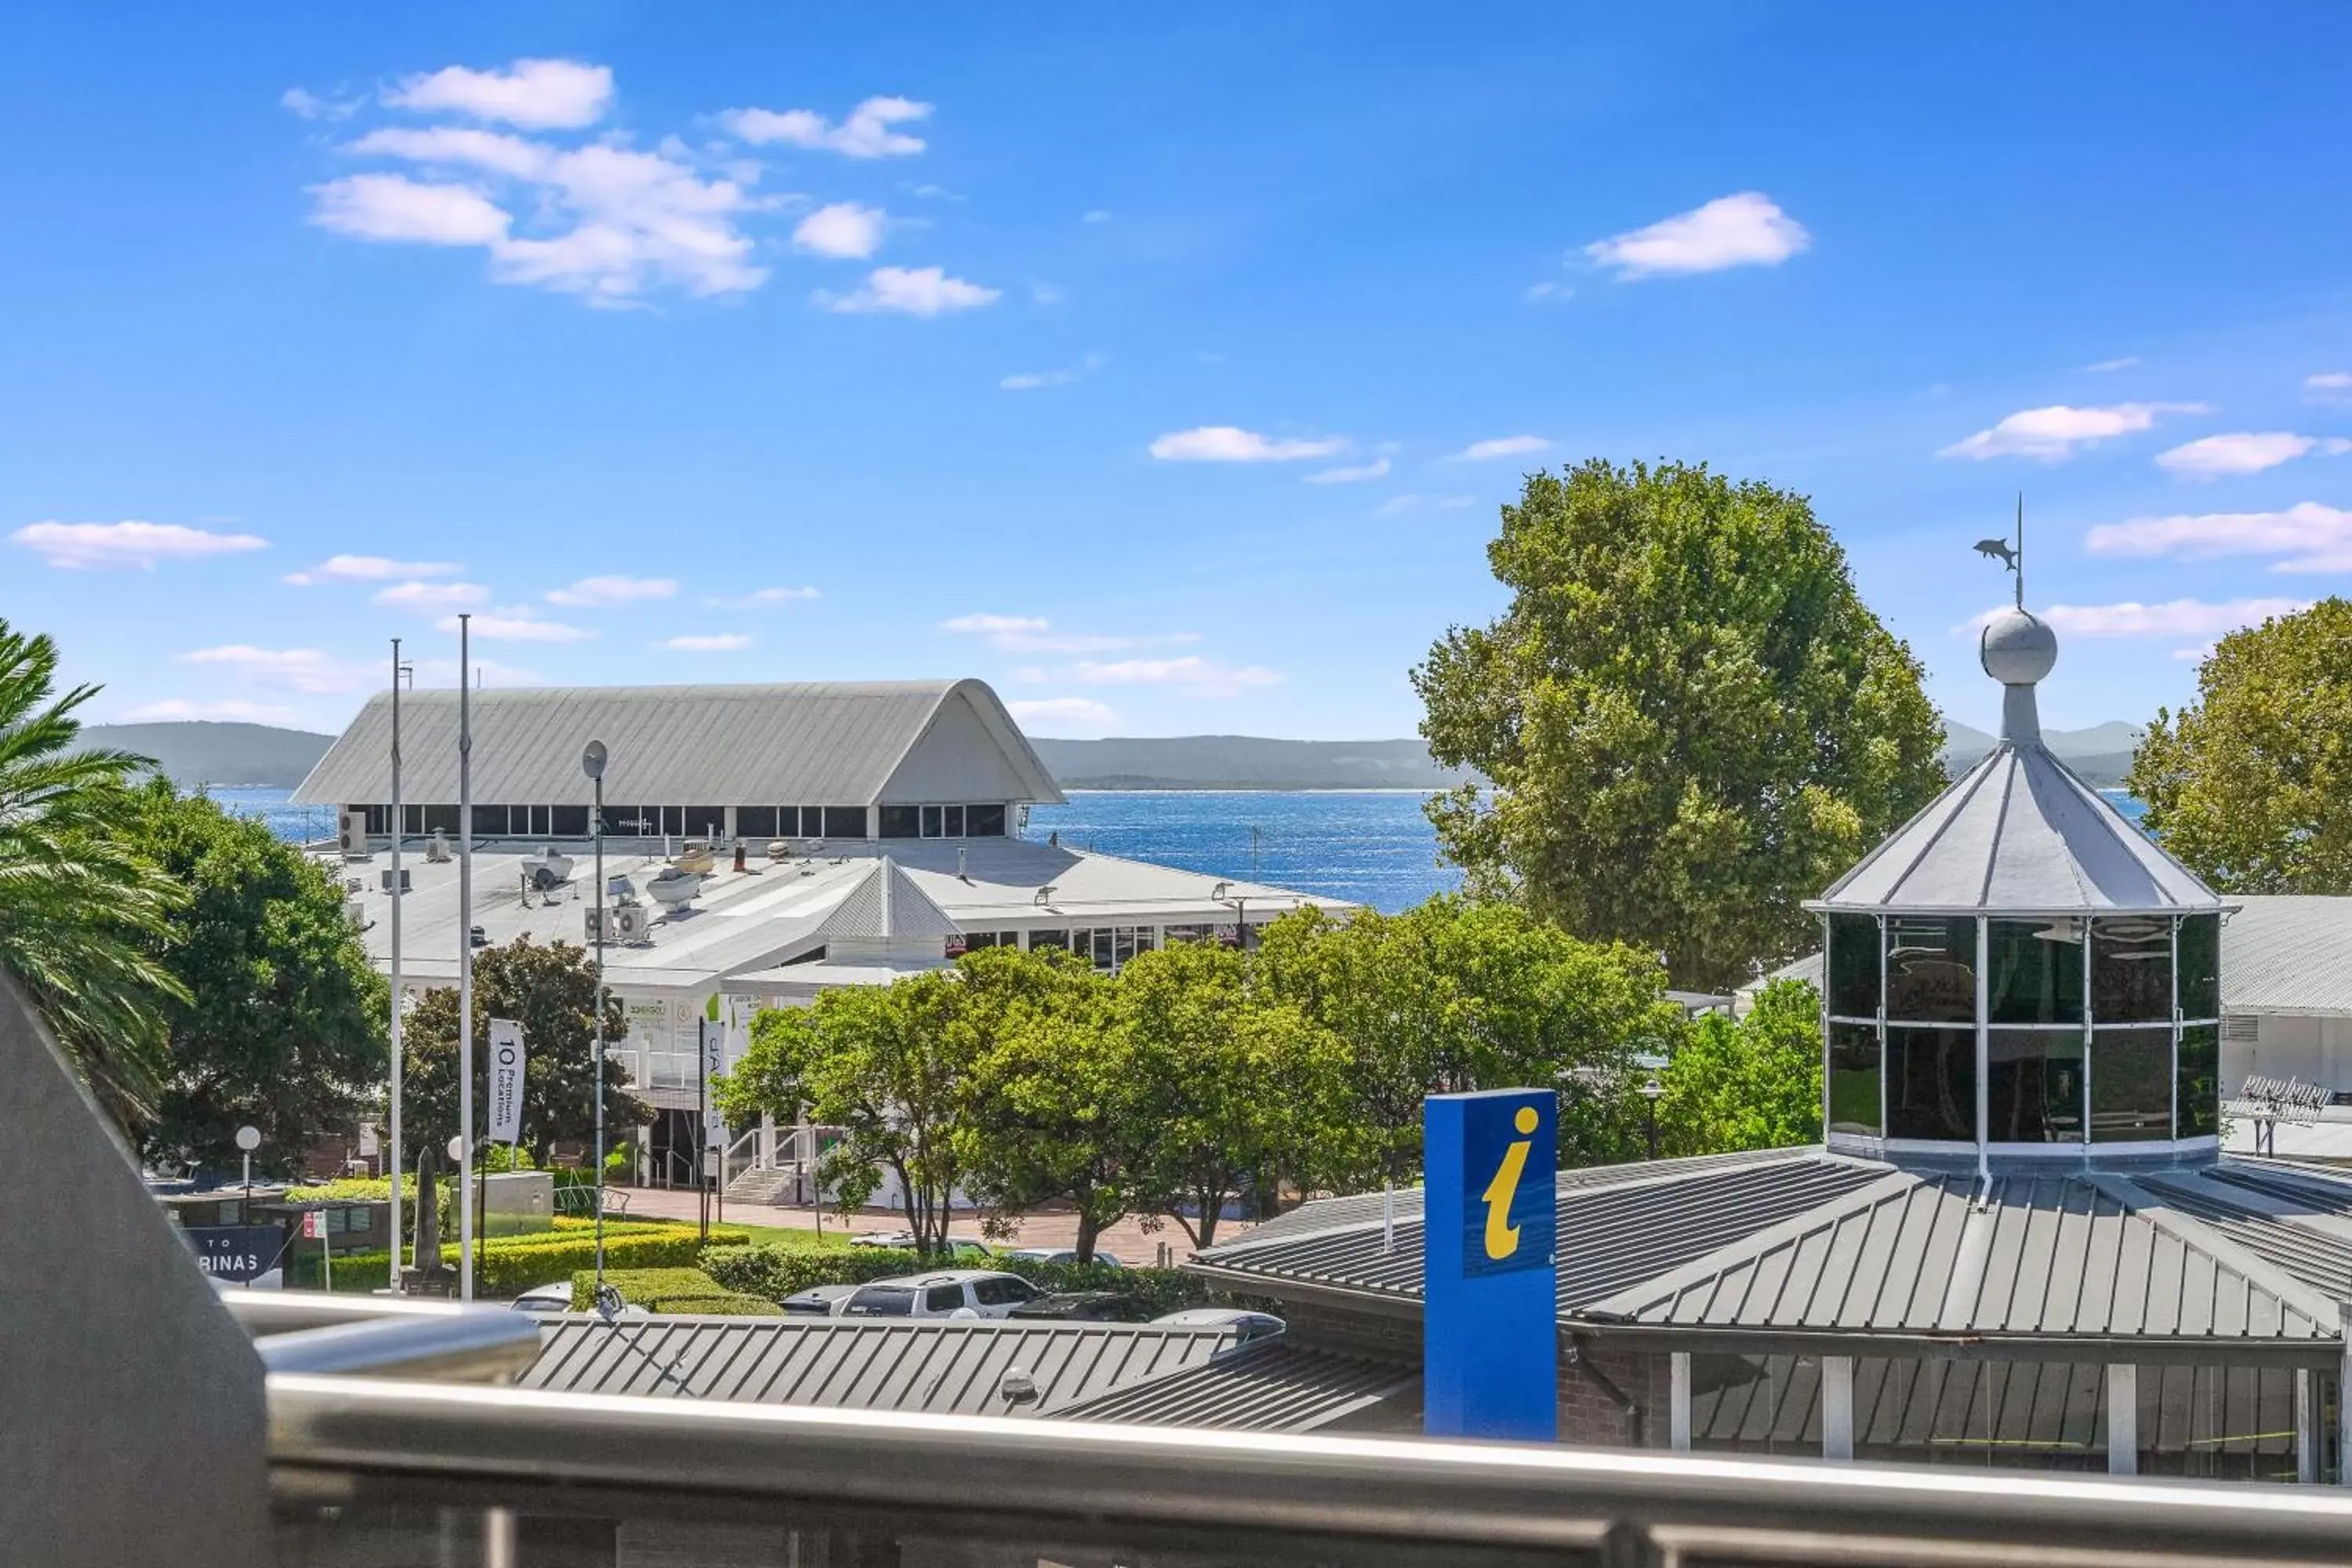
[[1006, 1290, 1146, 1323], [780, 1283, 861, 1317]]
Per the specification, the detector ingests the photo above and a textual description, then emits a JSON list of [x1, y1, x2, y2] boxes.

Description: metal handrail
[[267, 1375, 2352, 1564], [220, 1290, 542, 1382]]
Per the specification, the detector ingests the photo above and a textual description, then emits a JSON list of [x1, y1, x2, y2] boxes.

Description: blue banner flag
[[1423, 1089, 1557, 1440]]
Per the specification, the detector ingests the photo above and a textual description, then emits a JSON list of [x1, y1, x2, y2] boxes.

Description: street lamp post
[[581, 739, 609, 1299], [456, 614, 474, 1301], [387, 642, 411, 1291], [1639, 1077, 1664, 1161], [235, 1124, 261, 1216]]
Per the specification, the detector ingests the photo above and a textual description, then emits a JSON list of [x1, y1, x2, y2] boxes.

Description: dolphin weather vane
[[1975, 494, 2024, 609]]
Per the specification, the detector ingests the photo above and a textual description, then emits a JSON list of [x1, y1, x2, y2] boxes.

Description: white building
[[292, 679, 1348, 1182]]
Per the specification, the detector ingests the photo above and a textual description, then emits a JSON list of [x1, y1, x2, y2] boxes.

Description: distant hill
[[79, 722, 335, 789], [1027, 735, 1472, 791], [1944, 720, 2141, 787]]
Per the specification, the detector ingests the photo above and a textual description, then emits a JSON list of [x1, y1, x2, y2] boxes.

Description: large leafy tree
[[2129, 597, 2352, 893], [1654, 979, 1823, 1156], [1254, 897, 1686, 1185], [404, 937, 646, 1171], [1414, 459, 1946, 989], [131, 782, 390, 1176], [0, 620, 183, 1130]]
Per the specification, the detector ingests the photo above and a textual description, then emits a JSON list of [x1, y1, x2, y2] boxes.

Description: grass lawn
[[714, 1221, 856, 1251]]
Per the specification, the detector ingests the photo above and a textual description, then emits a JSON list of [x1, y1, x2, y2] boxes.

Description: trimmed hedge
[[568, 1267, 782, 1316], [288, 1225, 753, 1295], [699, 1245, 1220, 1318]]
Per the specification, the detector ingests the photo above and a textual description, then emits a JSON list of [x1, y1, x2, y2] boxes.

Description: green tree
[[404, 937, 647, 1170], [1254, 897, 1686, 1184], [1114, 940, 1352, 1248], [130, 782, 390, 1176], [1414, 459, 1947, 989], [2129, 597, 2352, 893], [0, 620, 184, 1129], [1654, 979, 1822, 1156]]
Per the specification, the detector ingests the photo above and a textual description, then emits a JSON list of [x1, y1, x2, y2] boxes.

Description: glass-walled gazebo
[[1809, 606, 2230, 1166]]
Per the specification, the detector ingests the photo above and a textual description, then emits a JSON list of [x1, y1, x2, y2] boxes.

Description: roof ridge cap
[[2086, 1170, 2344, 1337]]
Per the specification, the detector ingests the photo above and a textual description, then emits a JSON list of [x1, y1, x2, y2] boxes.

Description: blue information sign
[[1423, 1089, 1557, 1440], [182, 1225, 289, 1285]]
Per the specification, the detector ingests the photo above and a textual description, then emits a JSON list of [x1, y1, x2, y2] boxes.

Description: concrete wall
[[2224, 1012, 2352, 1094]]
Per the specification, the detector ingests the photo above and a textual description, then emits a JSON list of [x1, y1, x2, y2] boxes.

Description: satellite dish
[[581, 739, 608, 781]]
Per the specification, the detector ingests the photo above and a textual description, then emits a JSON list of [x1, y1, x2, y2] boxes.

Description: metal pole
[[457, 614, 475, 1301], [242, 1151, 252, 1215], [593, 771, 606, 1296], [699, 1011, 710, 1242], [388, 639, 404, 1293]]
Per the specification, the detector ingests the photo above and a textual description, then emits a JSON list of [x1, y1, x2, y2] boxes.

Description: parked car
[[838, 1270, 1043, 1319], [779, 1283, 862, 1317], [509, 1281, 577, 1315], [849, 1229, 994, 1261], [1152, 1307, 1285, 1342], [1006, 1290, 1145, 1323], [1007, 1247, 1123, 1269]]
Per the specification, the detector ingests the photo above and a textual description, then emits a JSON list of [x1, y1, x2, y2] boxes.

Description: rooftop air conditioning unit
[[586, 904, 652, 945], [338, 810, 370, 859], [379, 868, 412, 895]]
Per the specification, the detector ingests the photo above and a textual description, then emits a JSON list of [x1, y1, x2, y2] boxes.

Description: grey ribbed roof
[[289, 680, 1064, 808], [1047, 1340, 1418, 1433], [813, 858, 963, 944], [521, 1318, 1240, 1414], [2216, 897, 2352, 1017], [1813, 742, 2223, 914]]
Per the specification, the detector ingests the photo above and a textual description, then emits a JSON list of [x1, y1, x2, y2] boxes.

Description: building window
[[469, 805, 506, 834], [420, 804, 459, 835], [1825, 913, 1881, 1020], [1027, 929, 1069, 951], [1987, 918, 2084, 1025], [661, 806, 685, 837], [920, 805, 942, 837], [2090, 916, 2172, 1022], [606, 806, 656, 835], [2177, 914, 2220, 1019], [682, 805, 726, 836], [738, 807, 779, 838], [1886, 1025, 1976, 1142], [2091, 1027, 2174, 1142], [879, 806, 920, 839], [967, 803, 1007, 837], [1162, 924, 1214, 946], [550, 805, 589, 837], [822, 806, 869, 840], [2177, 1025, 2220, 1138], [961, 931, 1014, 949], [1827, 1022, 1882, 1138], [531, 805, 552, 836], [1986, 1029, 2084, 1142], [1885, 916, 1976, 1023]]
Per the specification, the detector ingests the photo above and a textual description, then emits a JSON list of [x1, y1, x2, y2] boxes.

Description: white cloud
[[285, 553, 460, 585], [1958, 598, 2310, 640], [1454, 435, 1551, 462], [310, 173, 513, 246], [1524, 281, 1573, 303], [1148, 426, 1345, 463], [179, 645, 372, 693], [2085, 501, 2352, 573], [939, 613, 1196, 655], [1305, 457, 1392, 485], [121, 698, 303, 724], [411, 655, 541, 688], [793, 201, 887, 259], [818, 265, 998, 315], [1030, 281, 1065, 307], [1938, 401, 2209, 461], [10, 520, 268, 569], [1071, 655, 1282, 699], [1000, 353, 1106, 390], [374, 579, 490, 611], [437, 607, 595, 642], [2156, 431, 2352, 478], [942, 613, 1049, 637], [2085, 356, 2140, 373], [1374, 494, 1475, 517], [706, 586, 820, 608], [1583, 192, 1809, 279], [545, 575, 677, 607], [2305, 371, 2352, 406], [384, 58, 614, 129], [1082, 209, 1111, 223], [657, 633, 753, 651], [1005, 697, 1117, 732], [720, 96, 931, 158], [281, 87, 359, 122]]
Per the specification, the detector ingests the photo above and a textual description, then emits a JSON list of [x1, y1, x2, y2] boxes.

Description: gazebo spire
[[1975, 497, 2052, 746]]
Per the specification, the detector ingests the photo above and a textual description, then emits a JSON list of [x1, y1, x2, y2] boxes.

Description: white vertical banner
[[701, 1014, 727, 1147], [488, 1018, 526, 1145]]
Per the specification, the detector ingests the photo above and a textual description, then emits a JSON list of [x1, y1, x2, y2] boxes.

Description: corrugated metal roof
[[521, 1318, 1241, 1415], [1583, 1167, 2336, 1341], [814, 858, 962, 944], [1194, 1151, 1885, 1314], [290, 680, 1064, 808], [1813, 742, 2222, 914], [1048, 1341, 1419, 1433]]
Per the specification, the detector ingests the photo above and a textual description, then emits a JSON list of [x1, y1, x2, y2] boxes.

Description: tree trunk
[[1073, 1209, 1101, 1264], [1193, 1186, 1223, 1248]]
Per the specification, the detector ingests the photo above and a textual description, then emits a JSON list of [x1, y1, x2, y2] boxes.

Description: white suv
[[839, 1269, 1043, 1319]]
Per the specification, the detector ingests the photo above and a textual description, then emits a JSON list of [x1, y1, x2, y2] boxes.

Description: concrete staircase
[[722, 1164, 800, 1207]]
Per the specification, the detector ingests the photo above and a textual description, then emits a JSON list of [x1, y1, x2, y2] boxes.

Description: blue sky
[[5, 3, 2350, 741]]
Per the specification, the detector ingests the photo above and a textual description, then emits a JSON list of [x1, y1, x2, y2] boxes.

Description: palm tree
[[0, 619, 185, 1130]]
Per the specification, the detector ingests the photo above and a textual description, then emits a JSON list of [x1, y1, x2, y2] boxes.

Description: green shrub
[[289, 1225, 752, 1294], [659, 1294, 784, 1316], [565, 1269, 785, 1316], [698, 1244, 1220, 1316]]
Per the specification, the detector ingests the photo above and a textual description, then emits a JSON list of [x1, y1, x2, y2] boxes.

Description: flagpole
[[387, 639, 405, 1293], [457, 614, 475, 1302]]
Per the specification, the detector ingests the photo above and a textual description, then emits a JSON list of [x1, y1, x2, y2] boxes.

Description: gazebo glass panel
[[1886, 1025, 1975, 1142], [1885, 916, 1976, 1024], [2177, 913, 2220, 1019], [1826, 915, 1881, 1018], [2090, 1028, 2173, 1142], [2089, 917, 2172, 1022], [1828, 1023, 1882, 1137], [2177, 1024, 2220, 1138], [1987, 919, 2084, 1025], [1987, 1029, 2084, 1143]]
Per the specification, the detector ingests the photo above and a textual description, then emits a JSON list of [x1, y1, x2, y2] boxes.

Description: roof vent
[[999, 1367, 1039, 1406]]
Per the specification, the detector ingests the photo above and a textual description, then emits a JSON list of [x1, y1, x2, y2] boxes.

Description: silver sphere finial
[[1980, 605, 2056, 686]]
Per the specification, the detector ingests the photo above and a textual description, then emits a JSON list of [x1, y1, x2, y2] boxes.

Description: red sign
[[301, 1210, 324, 1240]]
